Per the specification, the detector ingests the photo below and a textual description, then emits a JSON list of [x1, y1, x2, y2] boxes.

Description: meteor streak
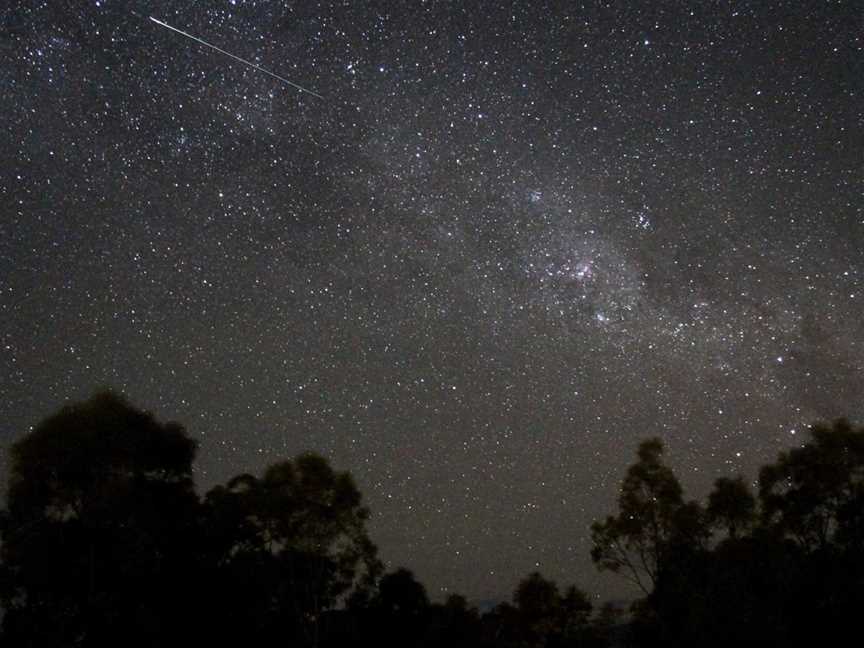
[[147, 16, 323, 99]]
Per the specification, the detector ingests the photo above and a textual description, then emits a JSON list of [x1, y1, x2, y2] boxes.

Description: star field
[[1, 1, 862, 601]]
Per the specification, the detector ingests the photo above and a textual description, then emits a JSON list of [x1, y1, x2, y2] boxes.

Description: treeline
[[591, 423, 864, 647], [0, 391, 863, 647], [0, 392, 604, 648]]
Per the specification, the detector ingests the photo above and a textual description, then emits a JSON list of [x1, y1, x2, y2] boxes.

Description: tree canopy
[[3, 391, 864, 648], [0, 391, 200, 647], [201, 452, 382, 646], [592, 418, 864, 647], [759, 418, 864, 551], [589, 437, 697, 594]]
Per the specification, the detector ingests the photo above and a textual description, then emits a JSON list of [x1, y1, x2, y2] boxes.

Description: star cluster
[[1, 1, 862, 601]]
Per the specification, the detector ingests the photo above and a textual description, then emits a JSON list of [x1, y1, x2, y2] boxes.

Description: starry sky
[[1, 0, 862, 602]]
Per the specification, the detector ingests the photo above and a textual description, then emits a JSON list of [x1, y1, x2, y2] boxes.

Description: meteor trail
[[147, 16, 323, 100]]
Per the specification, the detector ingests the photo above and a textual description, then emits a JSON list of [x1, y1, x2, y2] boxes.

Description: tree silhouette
[[559, 584, 596, 646], [376, 567, 429, 616], [597, 421, 864, 647], [370, 568, 431, 647], [12, 390, 864, 647], [589, 438, 690, 594], [426, 594, 482, 648], [755, 418, 864, 646], [476, 571, 598, 648], [706, 476, 756, 540], [759, 418, 864, 551], [201, 452, 382, 647], [514, 571, 562, 646], [0, 391, 200, 647]]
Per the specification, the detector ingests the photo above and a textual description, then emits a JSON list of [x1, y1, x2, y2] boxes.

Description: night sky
[[1, 1, 862, 602]]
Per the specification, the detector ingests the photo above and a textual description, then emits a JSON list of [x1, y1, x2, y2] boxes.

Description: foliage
[[589, 438, 702, 594], [479, 572, 599, 648], [706, 475, 756, 539], [0, 391, 200, 647], [201, 452, 382, 646], [376, 567, 430, 616], [595, 418, 864, 647], [4, 392, 864, 647], [759, 418, 864, 551]]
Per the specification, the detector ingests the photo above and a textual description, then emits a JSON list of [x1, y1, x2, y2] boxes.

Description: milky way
[[1, 1, 862, 602]]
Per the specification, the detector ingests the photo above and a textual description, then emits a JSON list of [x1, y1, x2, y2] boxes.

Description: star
[[0, 0, 861, 605]]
